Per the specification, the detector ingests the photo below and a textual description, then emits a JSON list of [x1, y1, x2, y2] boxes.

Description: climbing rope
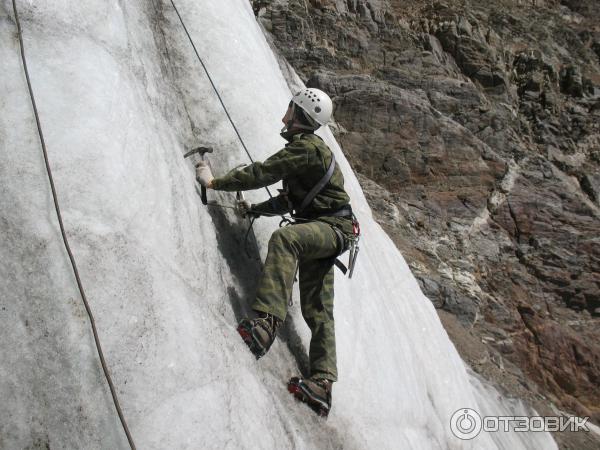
[[169, 0, 274, 200], [11, 1, 136, 448]]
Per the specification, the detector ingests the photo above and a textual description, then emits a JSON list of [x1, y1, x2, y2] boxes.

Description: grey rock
[[561, 65, 584, 97], [580, 173, 600, 205]]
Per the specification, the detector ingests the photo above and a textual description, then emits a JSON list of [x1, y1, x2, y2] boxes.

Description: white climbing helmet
[[291, 88, 333, 126]]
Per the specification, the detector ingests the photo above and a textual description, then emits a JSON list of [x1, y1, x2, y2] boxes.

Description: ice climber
[[194, 88, 356, 417]]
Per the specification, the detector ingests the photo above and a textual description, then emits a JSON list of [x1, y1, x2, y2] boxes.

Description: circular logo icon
[[450, 408, 482, 440]]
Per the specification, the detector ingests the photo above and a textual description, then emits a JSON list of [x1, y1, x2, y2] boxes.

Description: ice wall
[[0, 1, 556, 449]]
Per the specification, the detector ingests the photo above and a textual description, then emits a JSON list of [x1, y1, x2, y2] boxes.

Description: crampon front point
[[287, 377, 330, 418], [237, 321, 267, 359]]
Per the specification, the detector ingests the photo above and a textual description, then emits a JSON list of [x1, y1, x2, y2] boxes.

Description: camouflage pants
[[252, 221, 340, 382]]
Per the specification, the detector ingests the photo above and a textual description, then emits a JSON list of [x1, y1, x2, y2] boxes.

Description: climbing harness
[[295, 152, 336, 216], [323, 212, 360, 279], [10, 1, 135, 448], [289, 144, 361, 278]]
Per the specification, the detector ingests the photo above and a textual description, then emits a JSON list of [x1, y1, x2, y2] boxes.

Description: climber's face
[[282, 102, 294, 125]]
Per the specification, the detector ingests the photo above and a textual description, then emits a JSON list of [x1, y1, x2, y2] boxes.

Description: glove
[[195, 161, 214, 187], [236, 199, 259, 218]]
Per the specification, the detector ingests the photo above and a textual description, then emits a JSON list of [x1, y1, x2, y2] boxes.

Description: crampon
[[237, 319, 267, 359], [287, 377, 331, 418]]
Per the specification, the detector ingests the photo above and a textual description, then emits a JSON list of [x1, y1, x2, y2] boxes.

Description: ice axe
[[235, 190, 251, 218], [184, 146, 213, 205]]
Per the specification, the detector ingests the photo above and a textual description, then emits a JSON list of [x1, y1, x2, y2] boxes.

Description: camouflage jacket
[[211, 132, 353, 235]]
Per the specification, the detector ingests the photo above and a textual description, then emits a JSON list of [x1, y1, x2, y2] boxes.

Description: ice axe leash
[[184, 146, 213, 205]]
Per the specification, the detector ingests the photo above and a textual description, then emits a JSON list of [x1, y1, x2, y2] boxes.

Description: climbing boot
[[287, 376, 332, 417], [237, 312, 282, 359]]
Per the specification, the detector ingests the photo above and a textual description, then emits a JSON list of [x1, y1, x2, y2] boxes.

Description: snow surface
[[0, 1, 557, 449]]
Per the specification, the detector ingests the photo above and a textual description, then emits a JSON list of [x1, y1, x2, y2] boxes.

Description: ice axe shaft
[[348, 243, 359, 279], [184, 146, 213, 205], [235, 191, 252, 219]]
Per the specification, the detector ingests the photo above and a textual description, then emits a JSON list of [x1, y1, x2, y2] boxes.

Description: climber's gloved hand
[[236, 199, 259, 219], [195, 161, 214, 188]]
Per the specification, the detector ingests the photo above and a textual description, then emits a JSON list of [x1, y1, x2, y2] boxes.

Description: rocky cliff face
[[256, 0, 600, 446]]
